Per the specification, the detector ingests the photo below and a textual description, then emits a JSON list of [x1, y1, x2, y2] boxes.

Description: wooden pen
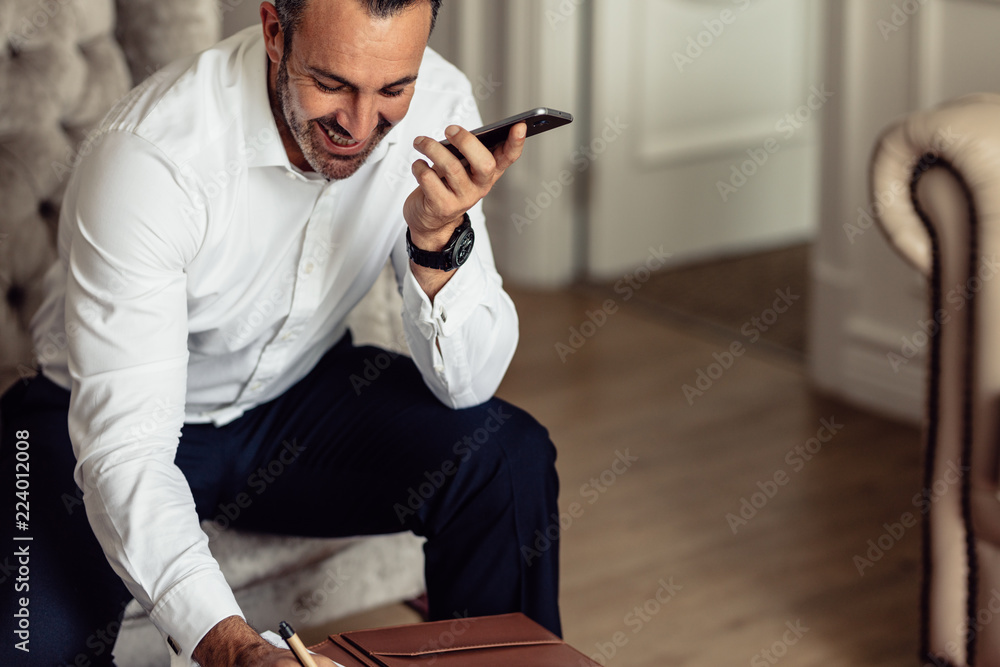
[[279, 621, 320, 667]]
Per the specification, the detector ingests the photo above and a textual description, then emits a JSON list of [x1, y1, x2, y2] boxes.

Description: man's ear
[[260, 1, 284, 64]]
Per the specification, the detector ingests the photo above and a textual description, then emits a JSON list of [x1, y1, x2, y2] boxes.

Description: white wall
[[809, 0, 1000, 422]]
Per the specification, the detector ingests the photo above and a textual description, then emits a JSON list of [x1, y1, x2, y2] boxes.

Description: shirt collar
[[240, 30, 398, 174]]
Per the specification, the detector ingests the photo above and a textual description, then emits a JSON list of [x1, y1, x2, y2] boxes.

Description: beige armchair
[[0, 1, 423, 664], [873, 93, 1000, 666]]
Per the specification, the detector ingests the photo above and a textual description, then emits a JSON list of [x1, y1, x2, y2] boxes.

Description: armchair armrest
[[872, 93, 1000, 667]]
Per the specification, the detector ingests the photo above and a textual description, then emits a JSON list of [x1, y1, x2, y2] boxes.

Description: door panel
[[588, 0, 822, 279]]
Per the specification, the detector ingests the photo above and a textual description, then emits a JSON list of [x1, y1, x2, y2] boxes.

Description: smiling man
[[0, 1, 561, 666]]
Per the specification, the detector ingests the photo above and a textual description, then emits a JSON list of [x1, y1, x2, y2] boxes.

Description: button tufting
[[6, 284, 26, 310], [8, 41, 20, 58], [38, 200, 58, 223]]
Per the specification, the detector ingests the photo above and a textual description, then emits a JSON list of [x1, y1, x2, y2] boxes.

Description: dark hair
[[276, 0, 442, 52]]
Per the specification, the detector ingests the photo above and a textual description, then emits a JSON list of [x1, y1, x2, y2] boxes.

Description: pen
[[279, 621, 320, 667]]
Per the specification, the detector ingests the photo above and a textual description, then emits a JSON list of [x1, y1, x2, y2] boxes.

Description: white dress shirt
[[30, 26, 518, 665]]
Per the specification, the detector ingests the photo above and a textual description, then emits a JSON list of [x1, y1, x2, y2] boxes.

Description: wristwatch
[[406, 213, 475, 272]]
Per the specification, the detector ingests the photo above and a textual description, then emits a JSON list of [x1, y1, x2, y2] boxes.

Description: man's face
[[273, 0, 430, 180]]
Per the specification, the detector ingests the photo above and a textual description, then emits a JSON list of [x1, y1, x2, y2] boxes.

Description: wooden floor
[[303, 284, 925, 666]]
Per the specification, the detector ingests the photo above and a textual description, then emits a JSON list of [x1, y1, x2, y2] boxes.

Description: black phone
[[440, 107, 574, 163]]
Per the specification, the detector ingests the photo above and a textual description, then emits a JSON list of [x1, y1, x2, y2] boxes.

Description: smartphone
[[440, 107, 574, 163]]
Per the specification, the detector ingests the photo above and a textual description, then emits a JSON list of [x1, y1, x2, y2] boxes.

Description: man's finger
[[411, 159, 459, 217], [493, 122, 527, 174], [413, 133, 474, 181], [442, 125, 498, 186], [413, 134, 477, 195]]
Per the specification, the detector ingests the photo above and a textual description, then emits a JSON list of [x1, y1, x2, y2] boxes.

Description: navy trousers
[[0, 333, 560, 666]]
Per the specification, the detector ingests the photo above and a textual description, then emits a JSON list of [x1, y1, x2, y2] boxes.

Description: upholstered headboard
[[0, 0, 221, 393]]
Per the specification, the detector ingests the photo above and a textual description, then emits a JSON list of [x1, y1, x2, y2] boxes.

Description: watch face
[[452, 228, 475, 267]]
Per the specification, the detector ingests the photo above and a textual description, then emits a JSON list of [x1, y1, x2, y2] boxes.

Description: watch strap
[[406, 213, 473, 271]]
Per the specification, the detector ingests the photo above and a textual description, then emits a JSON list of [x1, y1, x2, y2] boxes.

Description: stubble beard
[[275, 51, 392, 181]]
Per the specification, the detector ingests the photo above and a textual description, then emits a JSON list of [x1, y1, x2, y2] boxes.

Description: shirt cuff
[[149, 569, 244, 666], [401, 251, 490, 339]]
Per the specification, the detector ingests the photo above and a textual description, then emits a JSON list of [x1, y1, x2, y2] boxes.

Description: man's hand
[[193, 616, 338, 667], [406, 122, 526, 250], [403, 122, 527, 297]]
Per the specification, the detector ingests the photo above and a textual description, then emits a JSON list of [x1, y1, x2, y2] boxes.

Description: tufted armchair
[[0, 1, 424, 664], [873, 93, 1000, 667]]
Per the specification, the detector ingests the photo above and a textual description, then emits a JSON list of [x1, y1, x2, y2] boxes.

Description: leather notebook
[[307, 612, 601, 666]]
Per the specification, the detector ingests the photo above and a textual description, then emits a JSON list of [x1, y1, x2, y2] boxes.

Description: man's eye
[[383, 89, 405, 98], [316, 81, 342, 93]]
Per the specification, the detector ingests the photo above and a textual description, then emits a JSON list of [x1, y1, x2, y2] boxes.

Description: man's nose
[[339, 94, 379, 141]]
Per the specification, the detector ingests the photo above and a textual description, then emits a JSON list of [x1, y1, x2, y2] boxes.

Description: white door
[[585, 0, 824, 279]]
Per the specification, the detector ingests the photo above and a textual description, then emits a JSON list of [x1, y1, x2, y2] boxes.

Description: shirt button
[[286, 171, 297, 180], [303, 262, 315, 274], [251, 382, 263, 392]]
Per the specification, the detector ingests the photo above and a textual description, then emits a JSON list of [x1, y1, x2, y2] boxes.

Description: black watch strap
[[406, 213, 475, 272]]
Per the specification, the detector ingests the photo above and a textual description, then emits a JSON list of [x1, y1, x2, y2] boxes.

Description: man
[[0, 0, 560, 665]]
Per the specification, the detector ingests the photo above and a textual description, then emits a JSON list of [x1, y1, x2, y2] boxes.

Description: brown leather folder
[[308, 612, 600, 666]]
